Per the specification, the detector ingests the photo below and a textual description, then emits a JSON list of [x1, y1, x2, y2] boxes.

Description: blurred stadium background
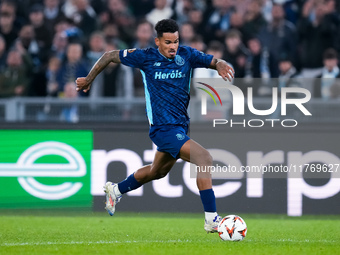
[[0, 0, 340, 217]]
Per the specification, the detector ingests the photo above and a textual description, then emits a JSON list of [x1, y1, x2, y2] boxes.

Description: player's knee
[[153, 170, 168, 180], [206, 152, 213, 166], [146, 167, 168, 181], [197, 150, 213, 166]]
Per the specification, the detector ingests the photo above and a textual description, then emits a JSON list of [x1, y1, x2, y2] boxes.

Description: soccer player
[[76, 19, 234, 233]]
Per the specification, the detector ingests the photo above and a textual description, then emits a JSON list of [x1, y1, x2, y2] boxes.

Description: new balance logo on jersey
[[154, 71, 184, 79], [154, 62, 161, 66]]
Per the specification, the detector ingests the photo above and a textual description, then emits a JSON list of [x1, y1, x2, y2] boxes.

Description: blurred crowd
[[1, 0, 340, 100]]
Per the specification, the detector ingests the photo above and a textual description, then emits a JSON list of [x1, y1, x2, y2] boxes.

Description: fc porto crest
[[176, 133, 185, 140], [175, 55, 185, 66]]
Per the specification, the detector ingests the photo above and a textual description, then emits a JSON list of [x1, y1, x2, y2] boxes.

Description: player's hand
[[216, 61, 235, 82], [76, 77, 91, 93]]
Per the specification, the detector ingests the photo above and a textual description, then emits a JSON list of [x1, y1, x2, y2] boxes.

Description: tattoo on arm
[[86, 50, 121, 84], [110, 50, 121, 64], [209, 58, 219, 70], [208, 58, 234, 81]]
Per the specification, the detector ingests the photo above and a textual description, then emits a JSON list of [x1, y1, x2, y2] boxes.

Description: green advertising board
[[0, 130, 92, 209]]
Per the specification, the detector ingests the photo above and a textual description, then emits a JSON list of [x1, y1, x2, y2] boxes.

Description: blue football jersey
[[119, 46, 213, 125]]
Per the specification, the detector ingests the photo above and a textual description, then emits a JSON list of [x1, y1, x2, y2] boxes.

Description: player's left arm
[[209, 58, 235, 82]]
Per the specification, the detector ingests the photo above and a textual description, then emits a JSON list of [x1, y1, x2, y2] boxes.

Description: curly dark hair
[[155, 19, 179, 38]]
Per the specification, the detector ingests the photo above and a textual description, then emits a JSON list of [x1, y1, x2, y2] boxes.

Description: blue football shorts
[[149, 124, 190, 159]]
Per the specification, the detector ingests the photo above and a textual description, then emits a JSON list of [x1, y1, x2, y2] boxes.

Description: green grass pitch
[[0, 211, 339, 255]]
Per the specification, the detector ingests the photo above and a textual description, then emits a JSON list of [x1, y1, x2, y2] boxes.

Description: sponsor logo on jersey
[[154, 70, 184, 79], [154, 62, 161, 66]]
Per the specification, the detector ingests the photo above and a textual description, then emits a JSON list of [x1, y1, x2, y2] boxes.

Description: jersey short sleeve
[[119, 48, 146, 69], [188, 47, 214, 69]]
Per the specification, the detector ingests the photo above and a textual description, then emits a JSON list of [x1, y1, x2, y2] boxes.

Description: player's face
[[155, 32, 179, 59]]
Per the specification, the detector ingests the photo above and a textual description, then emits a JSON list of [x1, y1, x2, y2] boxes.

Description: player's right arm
[[76, 50, 121, 93]]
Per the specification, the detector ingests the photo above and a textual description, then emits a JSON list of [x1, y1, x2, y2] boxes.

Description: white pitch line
[[0, 239, 191, 247], [0, 239, 338, 247], [275, 239, 338, 243]]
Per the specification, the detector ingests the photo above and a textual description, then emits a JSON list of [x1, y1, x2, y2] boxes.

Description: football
[[218, 215, 247, 241]]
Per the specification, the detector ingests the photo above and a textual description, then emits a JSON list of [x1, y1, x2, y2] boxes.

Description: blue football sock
[[118, 174, 142, 194], [199, 189, 217, 212]]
